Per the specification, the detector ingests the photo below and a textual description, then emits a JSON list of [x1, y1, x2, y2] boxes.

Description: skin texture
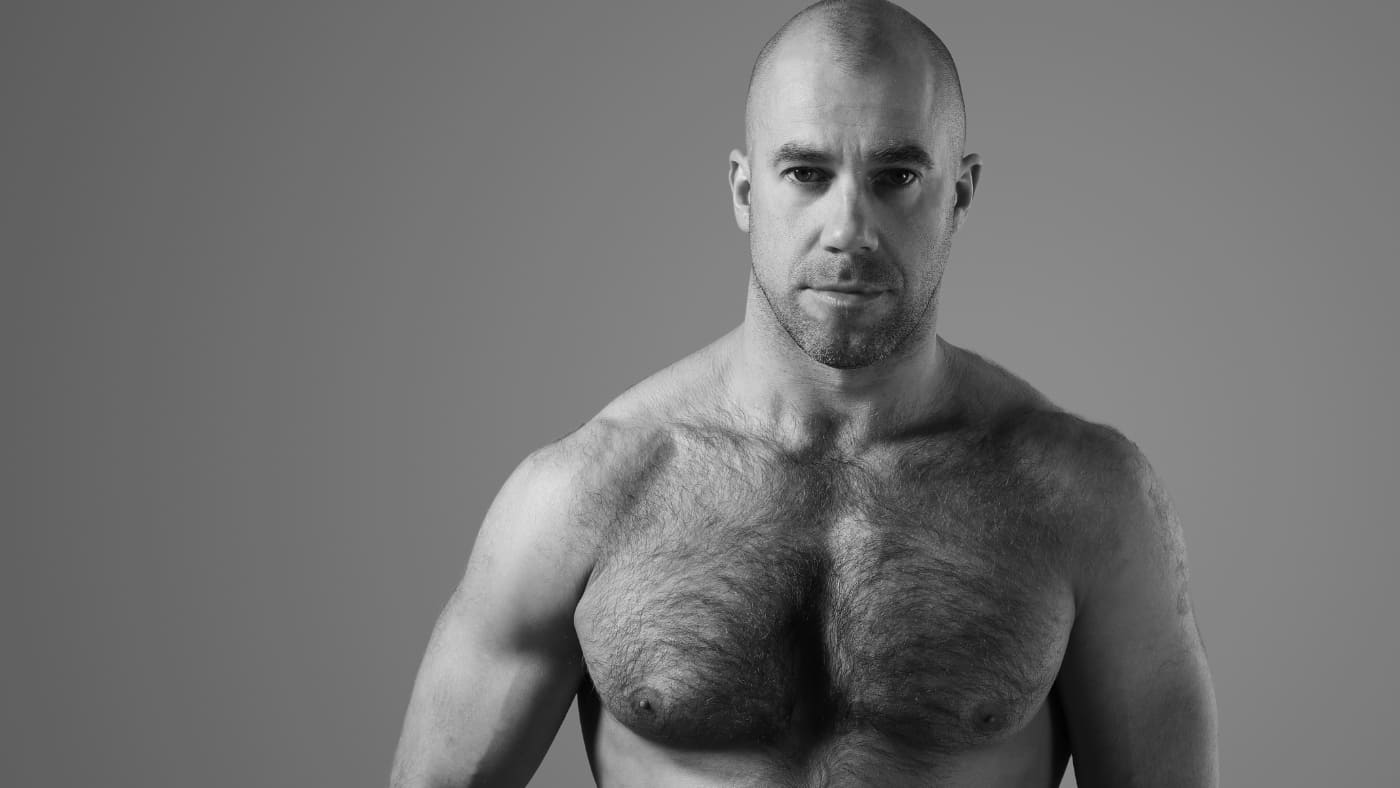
[[390, 1, 1218, 785]]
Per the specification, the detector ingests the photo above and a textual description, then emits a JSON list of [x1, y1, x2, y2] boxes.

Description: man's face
[[733, 46, 971, 369]]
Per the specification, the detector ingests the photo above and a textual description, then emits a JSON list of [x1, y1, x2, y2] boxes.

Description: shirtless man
[[390, 1, 1218, 785]]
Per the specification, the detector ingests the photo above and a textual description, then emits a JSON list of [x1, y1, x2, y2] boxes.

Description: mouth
[[806, 281, 889, 294], [803, 286, 889, 309]]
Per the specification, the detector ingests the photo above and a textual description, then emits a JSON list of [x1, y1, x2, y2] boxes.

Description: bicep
[[391, 449, 595, 788], [1056, 451, 1218, 787], [391, 591, 583, 788]]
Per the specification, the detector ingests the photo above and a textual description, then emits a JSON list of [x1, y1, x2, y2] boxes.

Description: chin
[[801, 338, 898, 370]]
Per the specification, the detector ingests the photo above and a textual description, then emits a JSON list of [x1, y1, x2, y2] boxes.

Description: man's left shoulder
[[996, 403, 1170, 540], [946, 342, 1172, 535], [1011, 409, 1156, 491], [1015, 413, 1188, 607]]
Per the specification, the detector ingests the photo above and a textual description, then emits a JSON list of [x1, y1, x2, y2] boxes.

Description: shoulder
[[466, 416, 676, 602], [1008, 414, 1167, 548], [505, 416, 675, 529], [1006, 409, 1181, 605], [518, 333, 732, 496], [946, 342, 1177, 577], [1012, 409, 1165, 525], [944, 340, 1161, 511], [500, 333, 736, 540]]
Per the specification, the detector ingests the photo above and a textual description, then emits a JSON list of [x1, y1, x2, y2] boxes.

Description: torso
[[570, 342, 1089, 786]]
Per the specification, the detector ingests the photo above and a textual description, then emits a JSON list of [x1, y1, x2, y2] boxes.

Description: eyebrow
[[869, 143, 934, 169], [769, 141, 935, 170], [770, 143, 832, 168]]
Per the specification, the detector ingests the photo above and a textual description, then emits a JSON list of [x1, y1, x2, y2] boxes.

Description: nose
[[820, 178, 878, 254]]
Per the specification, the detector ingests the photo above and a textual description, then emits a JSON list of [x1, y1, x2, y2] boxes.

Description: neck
[[725, 281, 959, 452]]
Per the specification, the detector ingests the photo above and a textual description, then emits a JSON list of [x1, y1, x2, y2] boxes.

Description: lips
[[803, 288, 888, 312], [807, 284, 888, 295]]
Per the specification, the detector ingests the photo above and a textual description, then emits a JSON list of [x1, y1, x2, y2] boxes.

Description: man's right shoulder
[[505, 333, 731, 527], [509, 414, 678, 523], [469, 416, 676, 585]]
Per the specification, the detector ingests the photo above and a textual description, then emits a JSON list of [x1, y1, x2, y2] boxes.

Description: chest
[[573, 437, 1076, 757]]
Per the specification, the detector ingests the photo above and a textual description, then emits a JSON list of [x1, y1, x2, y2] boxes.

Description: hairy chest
[[573, 434, 1076, 758]]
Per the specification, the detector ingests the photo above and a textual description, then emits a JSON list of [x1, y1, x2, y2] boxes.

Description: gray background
[[6, 2, 1397, 786]]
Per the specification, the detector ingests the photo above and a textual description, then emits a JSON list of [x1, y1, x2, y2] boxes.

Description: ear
[[728, 148, 752, 233], [952, 153, 982, 232]]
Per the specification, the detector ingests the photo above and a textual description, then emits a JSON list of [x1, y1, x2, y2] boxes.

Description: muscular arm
[[1056, 434, 1219, 787], [390, 445, 595, 788]]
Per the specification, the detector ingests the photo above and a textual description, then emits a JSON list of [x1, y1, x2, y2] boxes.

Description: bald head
[[745, 0, 965, 158]]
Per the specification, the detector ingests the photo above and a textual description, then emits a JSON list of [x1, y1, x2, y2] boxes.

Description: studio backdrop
[[7, 2, 1398, 786]]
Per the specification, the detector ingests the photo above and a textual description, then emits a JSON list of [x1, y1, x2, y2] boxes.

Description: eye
[[875, 169, 919, 188], [783, 167, 828, 184]]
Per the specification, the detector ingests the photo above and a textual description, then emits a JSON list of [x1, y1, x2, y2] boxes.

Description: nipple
[[969, 700, 1010, 733], [629, 687, 662, 717]]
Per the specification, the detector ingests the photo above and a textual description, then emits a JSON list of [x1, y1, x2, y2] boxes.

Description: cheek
[[749, 204, 799, 259], [751, 180, 813, 237], [751, 194, 791, 236]]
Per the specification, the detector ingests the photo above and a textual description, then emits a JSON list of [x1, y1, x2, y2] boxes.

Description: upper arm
[[390, 444, 597, 788], [1055, 434, 1218, 787]]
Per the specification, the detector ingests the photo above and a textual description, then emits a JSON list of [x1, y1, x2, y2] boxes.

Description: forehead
[[751, 49, 943, 156]]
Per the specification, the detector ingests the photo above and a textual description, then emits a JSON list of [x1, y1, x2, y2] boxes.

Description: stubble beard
[[750, 231, 950, 371]]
